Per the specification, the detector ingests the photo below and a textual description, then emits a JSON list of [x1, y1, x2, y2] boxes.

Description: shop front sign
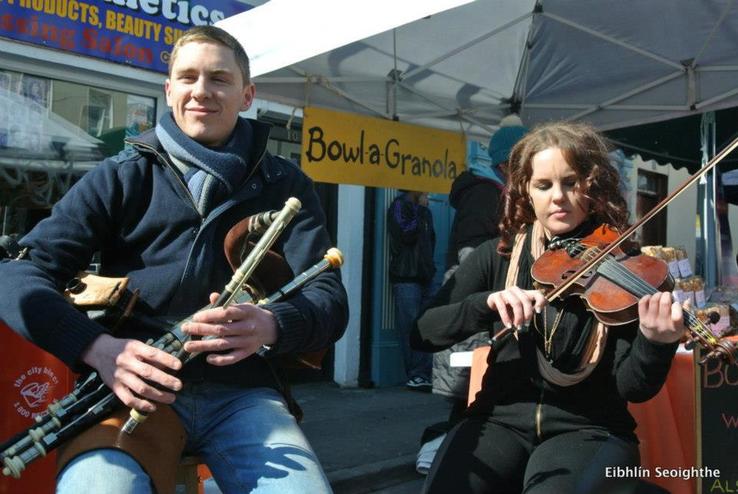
[[0, 0, 252, 73], [302, 106, 465, 194]]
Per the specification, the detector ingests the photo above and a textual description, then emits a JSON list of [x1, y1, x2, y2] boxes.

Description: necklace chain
[[533, 303, 566, 359]]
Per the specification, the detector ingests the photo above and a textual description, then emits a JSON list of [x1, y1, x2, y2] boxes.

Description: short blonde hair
[[169, 25, 250, 85]]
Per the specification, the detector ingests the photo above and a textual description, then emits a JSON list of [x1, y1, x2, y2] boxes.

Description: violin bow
[[545, 134, 738, 302]]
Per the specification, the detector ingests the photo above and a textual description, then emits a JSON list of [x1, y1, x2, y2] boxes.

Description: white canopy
[[229, 0, 738, 140]]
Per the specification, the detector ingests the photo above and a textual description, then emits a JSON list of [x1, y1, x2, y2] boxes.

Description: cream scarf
[[505, 221, 609, 387]]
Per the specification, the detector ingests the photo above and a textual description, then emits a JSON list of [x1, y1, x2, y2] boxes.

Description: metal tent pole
[[698, 111, 718, 287]]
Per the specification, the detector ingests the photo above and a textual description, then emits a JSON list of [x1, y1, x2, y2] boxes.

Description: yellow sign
[[301, 107, 465, 194]]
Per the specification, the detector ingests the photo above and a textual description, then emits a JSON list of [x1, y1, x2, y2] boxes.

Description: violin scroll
[[690, 336, 737, 366]]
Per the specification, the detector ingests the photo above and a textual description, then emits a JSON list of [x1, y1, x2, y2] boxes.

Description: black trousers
[[423, 414, 642, 494]]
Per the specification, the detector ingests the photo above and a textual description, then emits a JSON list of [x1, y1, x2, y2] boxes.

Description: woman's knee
[[524, 430, 639, 494], [424, 417, 528, 494]]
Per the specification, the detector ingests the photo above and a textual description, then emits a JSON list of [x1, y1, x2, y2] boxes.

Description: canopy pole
[[387, 29, 399, 121], [697, 111, 718, 287]]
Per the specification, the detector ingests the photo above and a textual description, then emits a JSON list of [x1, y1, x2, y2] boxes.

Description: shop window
[[636, 169, 667, 246], [261, 117, 302, 164], [82, 89, 113, 137], [0, 69, 156, 235], [259, 112, 337, 245]]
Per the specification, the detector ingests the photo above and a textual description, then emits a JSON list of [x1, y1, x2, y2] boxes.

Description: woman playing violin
[[411, 121, 685, 494]]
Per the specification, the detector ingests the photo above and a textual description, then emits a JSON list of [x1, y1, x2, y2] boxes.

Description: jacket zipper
[[240, 146, 266, 188], [132, 139, 273, 229], [124, 136, 275, 308], [535, 386, 544, 441], [131, 141, 200, 214]]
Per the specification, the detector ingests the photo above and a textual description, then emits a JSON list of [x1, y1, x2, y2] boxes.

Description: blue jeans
[[393, 282, 433, 381], [56, 385, 331, 493]]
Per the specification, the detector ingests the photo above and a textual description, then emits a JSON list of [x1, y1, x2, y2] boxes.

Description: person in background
[[435, 114, 529, 422], [387, 190, 436, 391], [445, 114, 529, 280], [0, 26, 347, 493], [413, 121, 683, 493]]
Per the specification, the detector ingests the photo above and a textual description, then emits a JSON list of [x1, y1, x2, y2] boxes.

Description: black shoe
[[406, 376, 432, 392]]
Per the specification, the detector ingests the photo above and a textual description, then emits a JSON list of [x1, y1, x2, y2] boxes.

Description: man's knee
[[56, 449, 153, 494]]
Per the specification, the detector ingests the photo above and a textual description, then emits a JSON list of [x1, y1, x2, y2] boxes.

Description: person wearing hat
[[444, 114, 529, 277], [414, 116, 529, 476], [435, 114, 529, 423]]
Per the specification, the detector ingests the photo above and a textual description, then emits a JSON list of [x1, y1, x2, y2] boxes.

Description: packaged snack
[[692, 276, 706, 308], [697, 303, 730, 337], [660, 247, 681, 279], [681, 278, 695, 308], [675, 246, 693, 278], [640, 245, 663, 259], [672, 278, 686, 305], [706, 286, 738, 336]]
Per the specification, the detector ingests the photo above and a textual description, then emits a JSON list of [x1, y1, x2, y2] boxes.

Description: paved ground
[[295, 381, 449, 493]]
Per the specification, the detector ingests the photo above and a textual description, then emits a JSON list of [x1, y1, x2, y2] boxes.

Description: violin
[[530, 224, 737, 364]]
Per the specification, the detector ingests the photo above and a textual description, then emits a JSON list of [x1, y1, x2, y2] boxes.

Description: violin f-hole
[[560, 268, 590, 281]]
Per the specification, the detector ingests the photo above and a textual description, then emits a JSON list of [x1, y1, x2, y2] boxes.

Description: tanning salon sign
[[0, 0, 252, 73], [302, 107, 465, 194]]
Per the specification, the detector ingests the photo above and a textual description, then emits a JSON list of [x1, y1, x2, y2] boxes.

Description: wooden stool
[[176, 456, 212, 494]]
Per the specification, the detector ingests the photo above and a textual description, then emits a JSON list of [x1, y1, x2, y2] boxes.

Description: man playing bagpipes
[[0, 25, 348, 493]]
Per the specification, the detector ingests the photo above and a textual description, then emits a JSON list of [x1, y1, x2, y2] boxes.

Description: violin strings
[[592, 247, 715, 341], [570, 243, 716, 343]]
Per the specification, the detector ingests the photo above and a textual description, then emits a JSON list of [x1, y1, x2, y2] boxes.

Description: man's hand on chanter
[[81, 333, 183, 413], [181, 292, 278, 366]]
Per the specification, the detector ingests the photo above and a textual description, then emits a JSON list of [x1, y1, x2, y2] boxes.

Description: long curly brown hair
[[497, 121, 629, 255]]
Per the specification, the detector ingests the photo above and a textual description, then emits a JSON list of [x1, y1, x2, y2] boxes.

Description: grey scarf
[[155, 112, 253, 215]]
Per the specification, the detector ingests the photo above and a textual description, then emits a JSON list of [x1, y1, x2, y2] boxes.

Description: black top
[[387, 194, 436, 284], [411, 226, 678, 439], [445, 171, 502, 268]]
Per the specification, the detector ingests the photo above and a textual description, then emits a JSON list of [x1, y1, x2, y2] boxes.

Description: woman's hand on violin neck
[[638, 292, 686, 344], [487, 287, 547, 330], [182, 292, 278, 366]]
